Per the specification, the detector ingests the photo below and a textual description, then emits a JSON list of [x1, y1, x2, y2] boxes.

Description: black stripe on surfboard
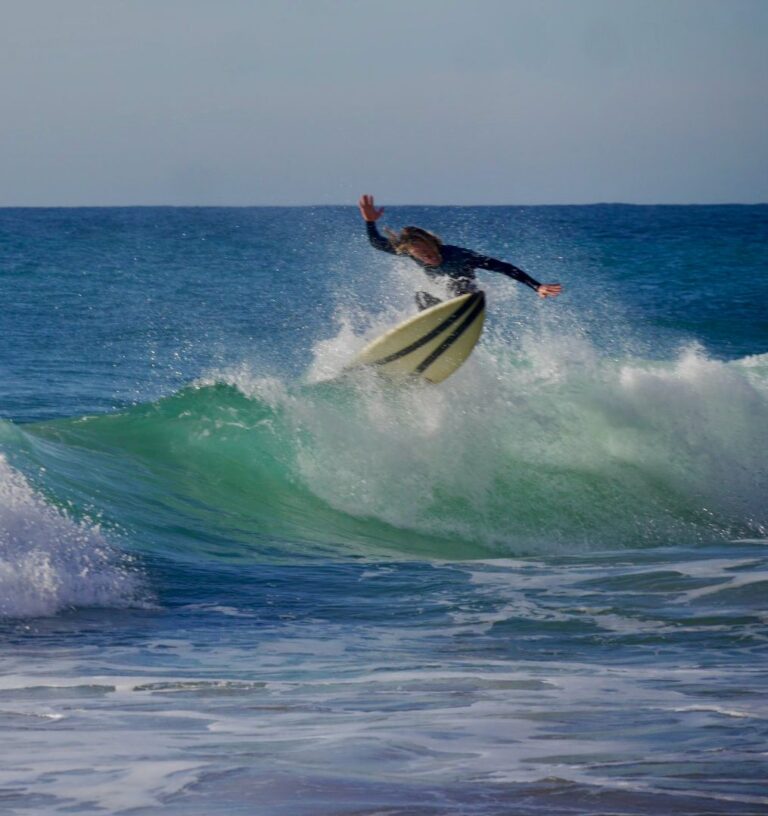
[[370, 292, 483, 367], [415, 292, 486, 376]]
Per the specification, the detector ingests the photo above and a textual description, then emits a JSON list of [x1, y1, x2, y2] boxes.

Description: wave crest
[[0, 455, 145, 618]]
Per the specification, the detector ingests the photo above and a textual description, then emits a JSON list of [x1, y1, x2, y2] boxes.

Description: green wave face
[[13, 345, 768, 564], [16, 382, 486, 562]]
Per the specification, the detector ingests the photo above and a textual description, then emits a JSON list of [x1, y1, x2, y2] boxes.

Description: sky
[[0, 0, 766, 206]]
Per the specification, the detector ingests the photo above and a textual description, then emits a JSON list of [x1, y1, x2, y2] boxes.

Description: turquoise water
[[1, 205, 767, 814]]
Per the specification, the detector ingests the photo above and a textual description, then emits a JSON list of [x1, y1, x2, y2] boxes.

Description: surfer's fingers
[[359, 195, 380, 219], [360, 194, 379, 214]]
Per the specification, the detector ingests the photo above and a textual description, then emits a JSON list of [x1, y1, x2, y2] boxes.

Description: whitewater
[[1, 205, 767, 814]]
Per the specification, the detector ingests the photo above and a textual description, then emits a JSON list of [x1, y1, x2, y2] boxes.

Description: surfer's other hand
[[537, 283, 562, 299], [358, 194, 384, 222]]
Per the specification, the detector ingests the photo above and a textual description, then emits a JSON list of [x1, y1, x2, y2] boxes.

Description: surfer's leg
[[450, 278, 477, 296], [415, 291, 442, 311]]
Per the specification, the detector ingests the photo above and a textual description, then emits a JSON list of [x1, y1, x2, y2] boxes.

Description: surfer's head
[[384, 226, 443, 266]]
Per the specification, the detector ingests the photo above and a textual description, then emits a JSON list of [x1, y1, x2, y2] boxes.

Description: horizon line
[[1, 201, 766, 210]]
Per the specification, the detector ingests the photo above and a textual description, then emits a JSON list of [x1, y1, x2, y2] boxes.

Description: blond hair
[[383, 225, 443, 255]]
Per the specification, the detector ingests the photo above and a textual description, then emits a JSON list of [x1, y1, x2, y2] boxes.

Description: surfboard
[[348, 291, 485, 384]]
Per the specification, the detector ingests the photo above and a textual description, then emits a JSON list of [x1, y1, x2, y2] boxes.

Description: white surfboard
[[348, 292, 485, 384]]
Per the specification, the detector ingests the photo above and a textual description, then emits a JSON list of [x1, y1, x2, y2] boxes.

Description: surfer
[[358, 194, 562, 309]]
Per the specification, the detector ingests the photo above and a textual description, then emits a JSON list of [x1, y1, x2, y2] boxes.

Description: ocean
[[1, 204, 767, 814]]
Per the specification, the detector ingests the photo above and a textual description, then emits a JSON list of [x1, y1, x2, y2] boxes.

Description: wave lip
[[0, 455, 145, 619]]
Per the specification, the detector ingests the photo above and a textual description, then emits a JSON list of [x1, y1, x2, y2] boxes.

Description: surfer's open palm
[[358, 194, 384, 222], [537, 284, 562, 298]]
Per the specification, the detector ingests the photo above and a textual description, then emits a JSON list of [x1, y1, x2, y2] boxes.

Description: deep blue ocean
[[1, 205, 767, 815]]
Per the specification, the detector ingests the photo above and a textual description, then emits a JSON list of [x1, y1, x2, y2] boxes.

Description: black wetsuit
[[365, 220, 541, 308]]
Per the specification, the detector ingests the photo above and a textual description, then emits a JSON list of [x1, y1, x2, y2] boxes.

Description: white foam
[[670, 704, 764, 720], [301, 330, 768, 548], [0, 455, 144, 618]]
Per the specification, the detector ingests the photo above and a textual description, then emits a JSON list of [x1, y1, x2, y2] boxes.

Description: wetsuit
[[365, 220, 541, 309]]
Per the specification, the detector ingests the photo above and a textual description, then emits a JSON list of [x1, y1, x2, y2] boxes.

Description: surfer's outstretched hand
[[537, 283, 562, 298], [358, 194, 384, 222]]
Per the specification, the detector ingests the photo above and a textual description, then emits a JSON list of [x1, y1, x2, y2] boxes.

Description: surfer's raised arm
[[358, 194, 396, 255]]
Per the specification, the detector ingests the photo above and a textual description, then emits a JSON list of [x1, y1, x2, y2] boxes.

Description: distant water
[[1, 205, 767, 814]]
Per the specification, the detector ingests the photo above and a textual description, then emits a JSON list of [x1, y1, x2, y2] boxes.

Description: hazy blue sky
[[1, 0, 766, 205]]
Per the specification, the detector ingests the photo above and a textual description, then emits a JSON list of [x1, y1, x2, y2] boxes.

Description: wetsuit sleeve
[[467, 251, 541, 291], [365, 221, 397, 255]]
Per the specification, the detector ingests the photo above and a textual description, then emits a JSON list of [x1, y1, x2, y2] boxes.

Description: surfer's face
[[407, 239, 441, 267]]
